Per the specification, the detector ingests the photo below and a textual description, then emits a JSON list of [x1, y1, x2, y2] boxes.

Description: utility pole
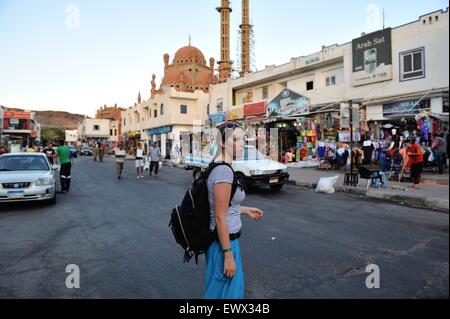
[[344, 100, 359, 187], [349, 100, 354, 174]]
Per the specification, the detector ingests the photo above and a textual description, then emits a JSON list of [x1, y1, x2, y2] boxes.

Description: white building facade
[[121, 87, 209, 158], [207, 8, 449, 159], [77, 118, 119, 147]]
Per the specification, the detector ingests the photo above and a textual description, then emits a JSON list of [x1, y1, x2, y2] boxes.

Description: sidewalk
[[288, 167, 449, 213]]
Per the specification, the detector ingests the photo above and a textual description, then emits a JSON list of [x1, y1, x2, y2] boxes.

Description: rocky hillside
[[5, 108, 89, 130]]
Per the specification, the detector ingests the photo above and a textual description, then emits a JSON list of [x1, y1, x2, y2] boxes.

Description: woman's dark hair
[[211, 121, 243, 163]]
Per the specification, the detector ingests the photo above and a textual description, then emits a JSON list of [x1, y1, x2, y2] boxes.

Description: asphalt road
[[0, 156, 448, 299]]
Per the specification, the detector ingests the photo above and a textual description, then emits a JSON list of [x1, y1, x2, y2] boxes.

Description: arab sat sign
[[352, 28, 393, 86], [266, 89, 310, 118]]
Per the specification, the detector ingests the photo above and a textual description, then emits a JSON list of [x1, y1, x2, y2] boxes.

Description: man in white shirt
[[135, 143, 146, 179], [114, 143, 127, 179]]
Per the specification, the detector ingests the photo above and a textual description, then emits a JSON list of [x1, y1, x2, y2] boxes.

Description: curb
[[288, 180, 449, 213]]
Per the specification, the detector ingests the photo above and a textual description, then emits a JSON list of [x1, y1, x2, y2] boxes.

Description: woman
[[405, 138, 424, 189], [398, 144, 410, 183], [205, 121, 264, 299]]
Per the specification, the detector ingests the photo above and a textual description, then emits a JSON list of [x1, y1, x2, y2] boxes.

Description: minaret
[[216, 0, 232, 81], [239, 0, 251, 77], [137, 92, 142, 104]]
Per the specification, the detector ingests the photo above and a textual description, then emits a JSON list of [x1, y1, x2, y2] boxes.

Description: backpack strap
[[205, 162, 238, 207]]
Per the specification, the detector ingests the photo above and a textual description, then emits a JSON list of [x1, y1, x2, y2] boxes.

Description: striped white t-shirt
[[207, 165, 246, 234]]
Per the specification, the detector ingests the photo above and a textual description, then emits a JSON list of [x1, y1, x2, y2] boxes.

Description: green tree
[[41, 127, 65, 146]]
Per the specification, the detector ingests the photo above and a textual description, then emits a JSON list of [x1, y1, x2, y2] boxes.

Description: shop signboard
[[4, 111, 31, 119], [352, 28, 392, 86], [244, 101, 266, 117], [147, 126, 172, 135], [209, 112, 226, 125], [266, 89, 310, 118], [226, 106, 244, 121], [383, 99, 430, 117], [339, 104, 360, 128]]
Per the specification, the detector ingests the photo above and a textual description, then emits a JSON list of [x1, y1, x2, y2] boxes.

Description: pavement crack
[[379, 237, 437, 258]]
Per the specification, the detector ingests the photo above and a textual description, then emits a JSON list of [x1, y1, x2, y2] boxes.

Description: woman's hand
[[224, 253, 236, 278], [242, 207, 264, 221]]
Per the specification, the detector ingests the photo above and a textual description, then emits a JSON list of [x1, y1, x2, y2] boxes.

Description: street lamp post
[[344, 100, 359, 187]]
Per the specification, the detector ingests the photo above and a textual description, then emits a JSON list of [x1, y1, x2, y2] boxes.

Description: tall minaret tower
[[239, 0, 251, 77], [217, 0, 232, 81]]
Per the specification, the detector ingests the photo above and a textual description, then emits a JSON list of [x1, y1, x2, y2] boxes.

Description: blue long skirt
[[204, 239, 244, 299]]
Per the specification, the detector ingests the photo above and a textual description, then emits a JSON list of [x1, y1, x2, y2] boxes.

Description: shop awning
[[430, 113, 449, 123], [308, 102, 341, 114], [242, 115, 267, 125]]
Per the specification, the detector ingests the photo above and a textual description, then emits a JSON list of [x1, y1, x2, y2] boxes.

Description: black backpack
[[169, 163, 238, 264]]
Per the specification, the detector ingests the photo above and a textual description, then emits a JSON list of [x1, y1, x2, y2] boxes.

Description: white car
[[184, 145, 290, 192], [0, 153, 57, 204]]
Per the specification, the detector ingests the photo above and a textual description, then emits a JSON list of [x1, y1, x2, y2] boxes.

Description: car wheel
[[236, 173, 250, 193], [46, 190, 57, 205], [270, 184, 284, 192]]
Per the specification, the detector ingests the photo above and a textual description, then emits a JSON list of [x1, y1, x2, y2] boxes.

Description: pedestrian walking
[[406, 138, 424, 189], [432, 133, 447, 175], [148, 142, 161, 176], [56, 140, 72, 193], [98, 141, 105, 162], [135, 143, 145, 179], [92, 143, 98, 161], [114, 143, 126, 179], [204, 121, 264, 299]]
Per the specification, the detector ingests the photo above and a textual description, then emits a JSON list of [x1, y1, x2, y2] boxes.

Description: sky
[[0, 0, 448, 117]]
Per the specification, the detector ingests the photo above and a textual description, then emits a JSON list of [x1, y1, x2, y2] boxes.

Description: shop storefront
[[207, 112, 226, 128], [1, 111, 37, 150], [264, 89, 311, 162], [366, 97, 445, 145], [146, 126, 172, 158], [125, 130, 142, 154]]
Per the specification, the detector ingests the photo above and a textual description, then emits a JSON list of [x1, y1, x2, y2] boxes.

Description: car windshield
[[0, 156, 49, 171], [237, 147, 267, 161]]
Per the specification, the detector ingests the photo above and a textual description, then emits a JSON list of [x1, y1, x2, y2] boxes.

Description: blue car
[[68, 146, 78, 158]]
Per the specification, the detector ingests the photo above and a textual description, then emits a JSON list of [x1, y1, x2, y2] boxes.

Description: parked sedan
[[0, 153, 57, 204]]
